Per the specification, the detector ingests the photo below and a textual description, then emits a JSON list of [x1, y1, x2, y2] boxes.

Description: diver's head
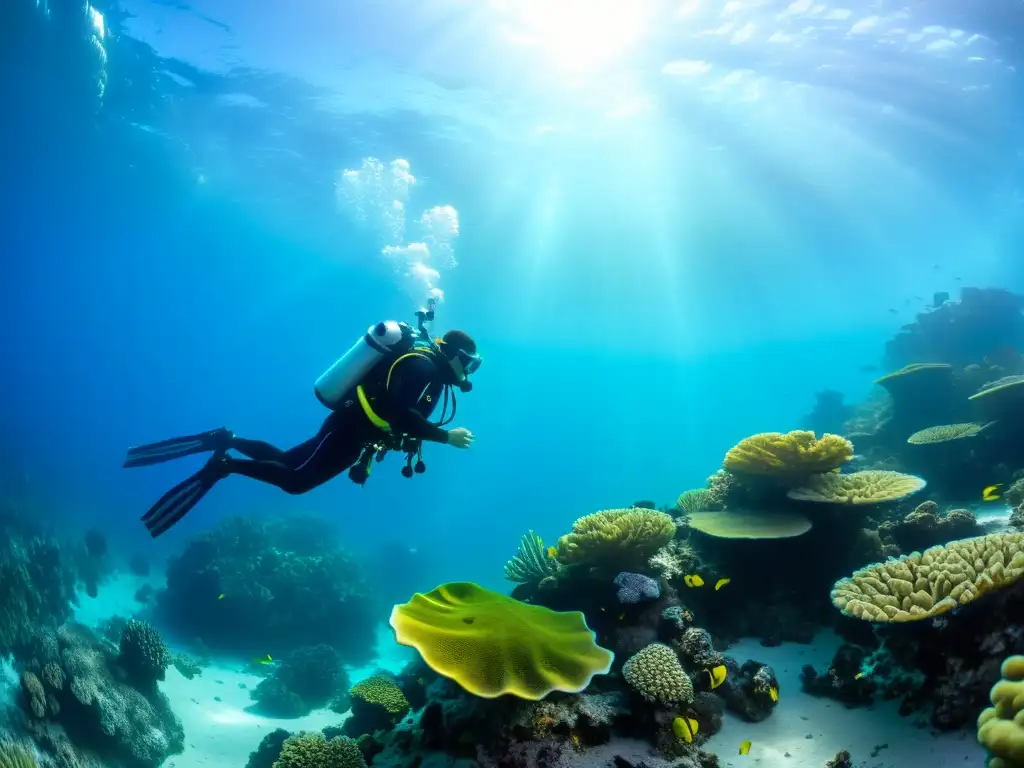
[[438, 330, 481, 391]]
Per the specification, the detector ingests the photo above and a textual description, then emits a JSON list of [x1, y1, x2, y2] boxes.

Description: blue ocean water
[[3, 0, 1024, 766]]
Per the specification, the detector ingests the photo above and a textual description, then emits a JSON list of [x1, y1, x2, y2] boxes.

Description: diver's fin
[[124, 427, 233, 469], [142, 451, 228, 538]]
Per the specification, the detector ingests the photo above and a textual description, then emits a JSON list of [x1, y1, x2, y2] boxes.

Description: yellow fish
[[253, 654, 273, 665], [854, 672, 864, 681], [217, 594, 225, 600], [983, 484, 1003, 502], [547, 546, 557, 558], [707, 664, 727, 689], [684, 574, 705, 588], [769, 686, 779, 702], [671, 716, 699, 744], [714, 578, 731, 591], [738, 740, 752, 755]]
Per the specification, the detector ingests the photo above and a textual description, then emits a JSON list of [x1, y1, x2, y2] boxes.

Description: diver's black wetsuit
[[223, 353, 451, 494]]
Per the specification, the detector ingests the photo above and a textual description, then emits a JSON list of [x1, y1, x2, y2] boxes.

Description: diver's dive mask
[[456, 349, 482, 376]]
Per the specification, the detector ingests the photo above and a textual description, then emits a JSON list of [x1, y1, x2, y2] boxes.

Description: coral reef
[[786, 470, 927, 505], [687, 510, 811, 539], [117, 619, 170, 690], [503, 530, 558, 585], [272, 732, 365, 768], [251, 645, 350, 718], [389, 582, 614, 699], [832, 532, 1024, 622], [17, 622, 184, 767], [556, 509, 676, 568], [156, 514, 377, 663], [978, 655, 1024, 767], [621, 643, 693, 704], [344, 675, 411, 737], [613, 572, 660, 604], [723, 431, 853, 478]]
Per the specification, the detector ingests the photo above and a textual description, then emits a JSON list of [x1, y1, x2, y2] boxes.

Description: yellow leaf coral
[[555, 508, 676, 567], [786, 470, 926, 505], [389, 582, 614, 700], [831, 532, 1024, 622], [723, 431, 853, 478], [978, 655, 1024, 768]]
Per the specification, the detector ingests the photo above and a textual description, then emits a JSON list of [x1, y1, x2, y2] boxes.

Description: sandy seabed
[[73, 576, 988, 767]]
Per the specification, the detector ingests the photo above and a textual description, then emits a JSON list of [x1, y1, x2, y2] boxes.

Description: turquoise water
[[2, 0, 1023, 766]]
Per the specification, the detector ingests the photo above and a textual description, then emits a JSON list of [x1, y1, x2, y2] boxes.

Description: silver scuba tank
[[315, 321, 414, 410]]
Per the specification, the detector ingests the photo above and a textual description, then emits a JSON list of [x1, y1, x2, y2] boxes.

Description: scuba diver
[[124, 301, 480, 538]]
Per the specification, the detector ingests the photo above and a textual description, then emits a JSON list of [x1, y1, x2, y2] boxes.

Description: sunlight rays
[[493, 0, 657, 72]]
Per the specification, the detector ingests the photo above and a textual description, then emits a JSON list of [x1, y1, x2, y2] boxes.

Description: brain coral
[[978, 655, 1024, 768], [389, 582, 613, 700], [786, 470, 926, 505], [831, 532, 1024, 622], [556, 509, 675, 567], [723, 431, 853, 477], [350, 675, 409, 716], [621, 643, 693, 704]]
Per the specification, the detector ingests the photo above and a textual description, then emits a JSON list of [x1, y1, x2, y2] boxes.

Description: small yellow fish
[[217, 594, 225, 600], [617, 613, 625, 621], [547, 546, 557, 558], [671, 716, 699, 744], [769, 686, 779, 702], [983, 483, 1003, 502], [707, 664, 727, 689], [854, 672, 864, 681], [714, 578, 731, 591], [738, 740, 752, 755], [254, 654, 273, 665], [684, 574, 705, 588]]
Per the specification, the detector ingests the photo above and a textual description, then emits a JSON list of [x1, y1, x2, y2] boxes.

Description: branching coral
[[786, 470, 926, 505], [118, 619, 170, 688], [621, 643, 693, 704], [555, 509, 675, 568], [389, 582, 614, 700], [648, 540, 699, 580], [832, 532, 1024, 622], [723, 430, 853, 477], [503, 530, 558, 584]]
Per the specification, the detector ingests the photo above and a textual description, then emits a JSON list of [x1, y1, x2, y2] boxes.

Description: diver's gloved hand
[[447, 427, 475, 449]]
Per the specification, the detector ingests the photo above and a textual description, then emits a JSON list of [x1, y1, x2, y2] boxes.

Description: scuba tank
[[314, 320, 417, 410]]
